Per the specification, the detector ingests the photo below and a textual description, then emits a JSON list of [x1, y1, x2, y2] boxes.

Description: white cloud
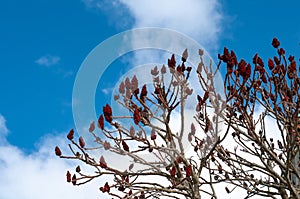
[[81, 0, 94, 7], [0, 94, 281, 198], [119, 0, 223, 69], [82, 0, 133, 29], [121, 0, 222, 49], [56, 68, 74, 78], [83, 0, 223, 50], [82, 0, 225, 105], [0, 114, 8, 137], [62, 70, 74, 78], [0, 114, 109, 199], [35, 56, 74, 78], [35, 55, 60, 67], [101, 87, 113, 95]]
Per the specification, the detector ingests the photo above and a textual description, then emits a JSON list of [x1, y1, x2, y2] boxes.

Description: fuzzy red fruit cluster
[[67, 129, 74, 140], [100, 156, 107, 169], [103, 104, 113, 123], [79, 136, 85, 148], [133, 109, 140, 125], [98, 114, 104, 130], [122, 140, 130, 152], [100, 182, 110, 193], [55, 146, 62, 156], [168, 54, 176, 69]]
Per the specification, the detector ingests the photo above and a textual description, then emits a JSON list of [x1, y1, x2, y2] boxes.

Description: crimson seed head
[[185, 165, 192, 177], [274, 56, 280, 65], [55, 146, 62, 156], [100, 183, 110, 193], [288, 55, 294, 62], [191, 123, 196, 134], [161, 64, 166, 74], [98, 114, 104, 130], [272, 38, 280, 48], [100, 156, 107, 169], [79, 136, 85, 148], [290, 60, 296, 70], [151, 66, 159, 76], [76, 166, 81, 173], [122, 140, 130, 152], [199, 49, 204, 56], [238, 59, 246, 73], [222, 47, 230, 62], [103, 141, 110, 150], [176, 156, 183, 163], [66, 171, 71, 182], [88, 121, 95, 132], [182, 49, 188, 62], [230, 50, 237, 66], [133, 109, 140, 125], [119, 81, 125, 94], [168, 54, 176, 68], [67, 129, 74, 140], [103, 104, 113, 123], [140, 84, 147, 99], [278, 48, 285, 56], [125, 77, 131, 89], [252, 53, 258, 64], [151, 129, 157, 140], [72, 174, 77, 185], [268, 58, 274, 70], [104, 182, 110, 193], [257, 57, 264, 67], [131, 75, 138, 90], [170, 166, 176, 177]]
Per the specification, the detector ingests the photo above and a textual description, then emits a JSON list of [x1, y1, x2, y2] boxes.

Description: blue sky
[[0, 0, 299, 198], [0, 0, 120, 150]]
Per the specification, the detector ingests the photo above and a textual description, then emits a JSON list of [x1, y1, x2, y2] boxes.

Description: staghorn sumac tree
[[55, 38, 300, 199], [207, 38, 300, 199], [56, 49, 223, 199]]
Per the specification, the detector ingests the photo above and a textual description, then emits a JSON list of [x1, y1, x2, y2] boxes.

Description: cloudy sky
[[0, 0, 300, 198]]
